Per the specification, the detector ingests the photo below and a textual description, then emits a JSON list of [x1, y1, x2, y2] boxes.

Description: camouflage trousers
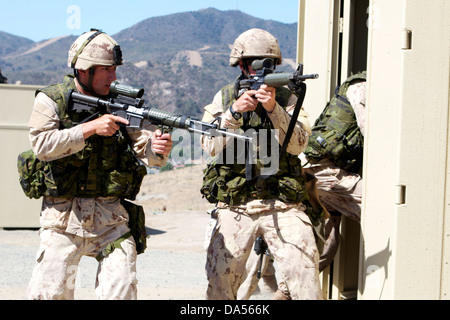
[[205, 203, 323, 300], [27, 224, 137, 300], [303, 159, 362, 222], [303, 159, 362, 271]]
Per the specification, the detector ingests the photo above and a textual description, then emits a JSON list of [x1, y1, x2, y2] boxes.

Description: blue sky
[[1, 0, 299, 42]]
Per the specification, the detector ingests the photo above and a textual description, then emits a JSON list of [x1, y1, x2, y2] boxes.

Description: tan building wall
[[0, 84, 42, 228], [361, 0, 450, 300], [298, 0, 450, 299]]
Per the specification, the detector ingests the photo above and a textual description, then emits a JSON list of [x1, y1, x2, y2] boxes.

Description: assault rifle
[[237, 58, 318, 96], [69, 81, 252, 142]]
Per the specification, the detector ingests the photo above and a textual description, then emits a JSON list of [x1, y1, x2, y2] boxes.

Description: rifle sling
[[281, 82, 307, 156], [244, 82, 307, 181]]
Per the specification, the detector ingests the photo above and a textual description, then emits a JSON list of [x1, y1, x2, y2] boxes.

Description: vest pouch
[[111, 138, 148, 200], [127, 164, 147, 200], [47, 155, 85, 197], [17, 150, 46, 199], [306, 125, 347, 162], [104, 170, 134, 198], [100, 136, 119, 170], [278, 176, 308, 203], [345, 125, 363, 151], [104, 164, 147, 201], [319, 124, 362, 172], [337, 128, 363, 172], [219, 175, 248, 206], [200, 164, 221, 203], [201, 164, 248, 205], [121, 199, 147, 255], [304, 126, 329, 161]]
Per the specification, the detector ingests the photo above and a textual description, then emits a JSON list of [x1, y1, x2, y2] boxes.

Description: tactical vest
[[201, 83, 309, 206], [18, 74, 147, 200], [304, 72, 366, 173]]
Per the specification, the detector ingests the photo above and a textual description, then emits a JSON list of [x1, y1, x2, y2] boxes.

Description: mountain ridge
[[0, 8, 298, 116]]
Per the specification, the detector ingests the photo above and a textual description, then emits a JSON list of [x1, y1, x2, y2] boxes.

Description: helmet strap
[[87, 68, 96, 92], [74, 68, 101, 97]]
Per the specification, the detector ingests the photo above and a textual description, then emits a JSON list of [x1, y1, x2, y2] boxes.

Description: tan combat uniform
[[202, 89, 323, 300], [27, 92, 167, 300]]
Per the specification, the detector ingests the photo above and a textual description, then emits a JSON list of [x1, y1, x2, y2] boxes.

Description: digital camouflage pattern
[[304, 72, 366, 173], [17, 149, 47, 199]]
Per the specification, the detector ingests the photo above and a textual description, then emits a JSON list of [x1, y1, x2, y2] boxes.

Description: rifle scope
[[109, 81, 144, 99], [251, 58, 274, 71]]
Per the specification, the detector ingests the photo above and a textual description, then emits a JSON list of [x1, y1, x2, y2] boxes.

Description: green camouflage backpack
[[304, 72, 366, 173]]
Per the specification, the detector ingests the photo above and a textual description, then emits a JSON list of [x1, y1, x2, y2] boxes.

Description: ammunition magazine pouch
[[17, 149, 47, 199], [17, 147, 147, 200], [200, 155, 309, 206]]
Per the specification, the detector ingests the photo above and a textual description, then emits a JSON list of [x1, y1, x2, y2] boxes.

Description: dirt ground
[[0, 164, 275, 300]]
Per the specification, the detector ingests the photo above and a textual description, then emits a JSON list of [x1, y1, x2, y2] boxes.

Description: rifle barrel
[[264, 72, 319, 87]]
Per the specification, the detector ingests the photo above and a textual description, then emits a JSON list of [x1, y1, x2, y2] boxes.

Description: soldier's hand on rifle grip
[[151, 128, 173, 157], [233, 89, 258, 113], [81, 114, 129, 139], [255, 84, 276, 113]]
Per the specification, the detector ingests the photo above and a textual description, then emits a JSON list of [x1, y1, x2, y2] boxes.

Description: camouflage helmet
[[229, 28, 282, 67], [68, 28, 123, 70]]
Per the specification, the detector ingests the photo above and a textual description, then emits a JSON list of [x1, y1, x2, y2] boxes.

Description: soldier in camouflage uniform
[[238, 72, 367, 300], [26, 29, 173, 300], [303, 72, 366, 271], [200, 28, 323, 300]]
